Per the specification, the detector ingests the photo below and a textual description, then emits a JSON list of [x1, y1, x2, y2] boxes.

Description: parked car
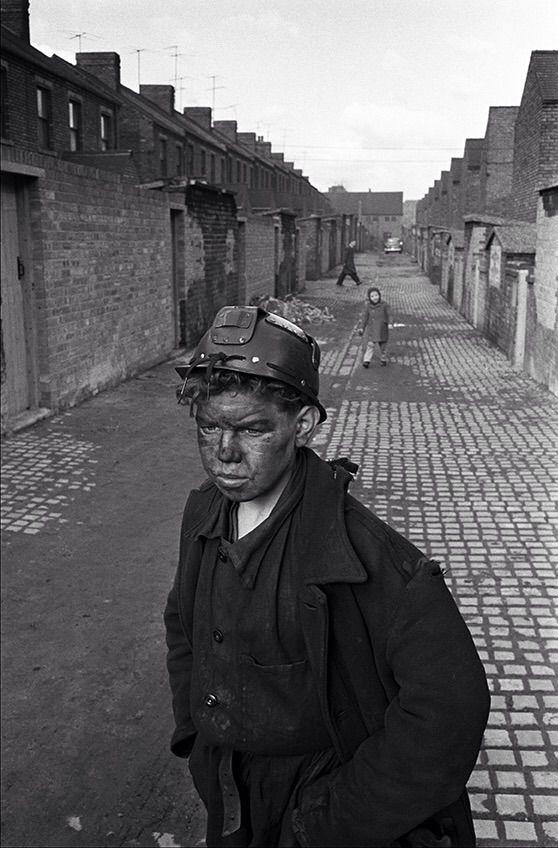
[[384, 237, 403, 254]]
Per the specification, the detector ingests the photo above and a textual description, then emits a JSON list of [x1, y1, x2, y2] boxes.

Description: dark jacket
[[164, 449, 489, 847], [342, 245, 357, 272], [360, 300, 389, 343]]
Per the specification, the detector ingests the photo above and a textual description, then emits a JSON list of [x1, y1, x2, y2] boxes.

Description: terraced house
[[1, 0, 352, 433]]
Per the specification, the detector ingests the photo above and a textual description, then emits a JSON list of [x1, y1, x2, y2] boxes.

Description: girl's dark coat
[[360, 300, 389, 343], [165, 449, 490, 847]]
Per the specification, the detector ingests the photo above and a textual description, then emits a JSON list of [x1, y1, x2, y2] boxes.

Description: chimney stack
[[140, 85, 175, 114], [183, 107, 212, 130], [76, 52, 121, 90], [2, 0, 30, 42]]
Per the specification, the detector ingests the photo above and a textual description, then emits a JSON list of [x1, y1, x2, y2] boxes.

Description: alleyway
[[1, 251, 557, 848]]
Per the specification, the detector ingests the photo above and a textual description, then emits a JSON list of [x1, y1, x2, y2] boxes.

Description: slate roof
[[530, 51, 558, 103], [1, 26, 121, 105], [485, 223, 537, 254], [326, 191, 403, 216]]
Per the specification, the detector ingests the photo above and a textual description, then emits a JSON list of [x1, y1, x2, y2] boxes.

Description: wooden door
[[1, 175, 33, 418]]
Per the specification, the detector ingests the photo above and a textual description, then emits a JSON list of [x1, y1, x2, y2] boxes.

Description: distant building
[[325, 187, 403, 248]]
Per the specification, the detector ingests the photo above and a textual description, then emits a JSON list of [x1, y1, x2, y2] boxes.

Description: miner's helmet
[[175, 305, 327, 422]]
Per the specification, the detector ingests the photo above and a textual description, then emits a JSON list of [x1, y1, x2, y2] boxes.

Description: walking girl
[[358, 285, 389, 367]]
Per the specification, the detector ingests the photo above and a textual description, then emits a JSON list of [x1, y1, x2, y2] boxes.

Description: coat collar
[[296, 449, 367, 585], [182, 448, 367, 586]]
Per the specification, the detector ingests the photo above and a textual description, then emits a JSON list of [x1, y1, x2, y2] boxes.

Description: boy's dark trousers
[[336, 267, 361, 286]]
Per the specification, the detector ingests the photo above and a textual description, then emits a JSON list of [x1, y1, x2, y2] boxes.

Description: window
[[176, 144, 183, 176], [242, 162, 247, 183], [159, 136, 168, 176], [1, 68, 8, 138], [236, 160, 241, 183], [68, 99, 81, 151], [210, 153, 215, 183], [200, 149, 206, 176], [221, 157, 226, 182], [100, 111, 113, 151], [37, 86, 52, 149], [187, 144, 194, 175]]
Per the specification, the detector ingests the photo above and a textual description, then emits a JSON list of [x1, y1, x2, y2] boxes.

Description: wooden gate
[[1, 174, 37, 421]]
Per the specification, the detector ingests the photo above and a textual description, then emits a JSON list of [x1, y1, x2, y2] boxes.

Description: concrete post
[[513, 269, 528, 370]]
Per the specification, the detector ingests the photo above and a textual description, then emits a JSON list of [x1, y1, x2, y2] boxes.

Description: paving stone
[[532, 795, 558, 815], [474, 819, 499, 840], [495, 771, 527, 789], [495, 795, 528, 817], [532, 772, 558, 789], [502, 820, 537, 841], [542, 821, 558, 841]]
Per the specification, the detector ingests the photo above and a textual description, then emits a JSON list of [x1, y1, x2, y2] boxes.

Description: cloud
[[341, 101, 464, 151]]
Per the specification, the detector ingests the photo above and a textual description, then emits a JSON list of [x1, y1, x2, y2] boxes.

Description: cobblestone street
[[1, 251, 557, 847], [307, 251, 558, 847]]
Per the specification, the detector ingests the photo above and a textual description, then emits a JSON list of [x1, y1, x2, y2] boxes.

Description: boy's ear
[[295, 405, 321, 447]]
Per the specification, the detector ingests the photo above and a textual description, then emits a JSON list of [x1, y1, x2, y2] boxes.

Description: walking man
[[165, 305, 489, 847], [336, 240, 361, 286]]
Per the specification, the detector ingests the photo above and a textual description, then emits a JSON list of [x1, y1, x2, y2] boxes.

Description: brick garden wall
[[525, 193, 558, 393], [275, 212, 297, 299], [2, 147, 179, 410], [182, 183, 240, 347], [243, 215, 276, 303], [486, 264, 519, 357], [299, 217, 320, 280]]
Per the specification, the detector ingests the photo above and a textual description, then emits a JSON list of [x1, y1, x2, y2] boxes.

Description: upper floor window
[[37, 86, 52, 149], [236, 160, 241, 183], [242, 162, 247, 184], [210, 153, 216, 183], [200, 149, 207, 176], [221, 157, 226, 183], [176, 144, 183, 176], [187, 144, 194, 175], [100, 111, 114, 151], [159, 136, 168, 177], [68, 99, 82, 151]]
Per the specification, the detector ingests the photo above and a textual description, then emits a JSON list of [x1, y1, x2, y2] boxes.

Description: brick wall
[[243, 215, 276, 303], [462, 139, 484, 216], [463, 222, 490, 324], [486, 255, 520, 356], [181, 183, 240, 347], [275, 212, 297, 298], [299, 216, 321, 280], [526, 190, 558, 393], [511, 54, 558, 223], [295, 223, 306, 290], [480, 107, 518, 216], [2, 146, 178, 410], [2, 52, 119, 155]]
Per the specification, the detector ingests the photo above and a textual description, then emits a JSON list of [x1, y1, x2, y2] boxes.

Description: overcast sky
[[30, 0, 557, 199]]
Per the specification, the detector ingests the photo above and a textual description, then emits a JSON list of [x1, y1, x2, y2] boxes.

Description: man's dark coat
[[342, 245, 357, 272], [165, 448, 490, 847]]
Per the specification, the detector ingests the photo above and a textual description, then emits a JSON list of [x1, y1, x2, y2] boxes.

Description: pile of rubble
[[251, 294, 335, 325]]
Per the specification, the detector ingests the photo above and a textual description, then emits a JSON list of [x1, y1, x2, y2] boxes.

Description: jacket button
[[213, 629, 224, 643], [217, 547, 228, 562], [205, 693, 218, 708]]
